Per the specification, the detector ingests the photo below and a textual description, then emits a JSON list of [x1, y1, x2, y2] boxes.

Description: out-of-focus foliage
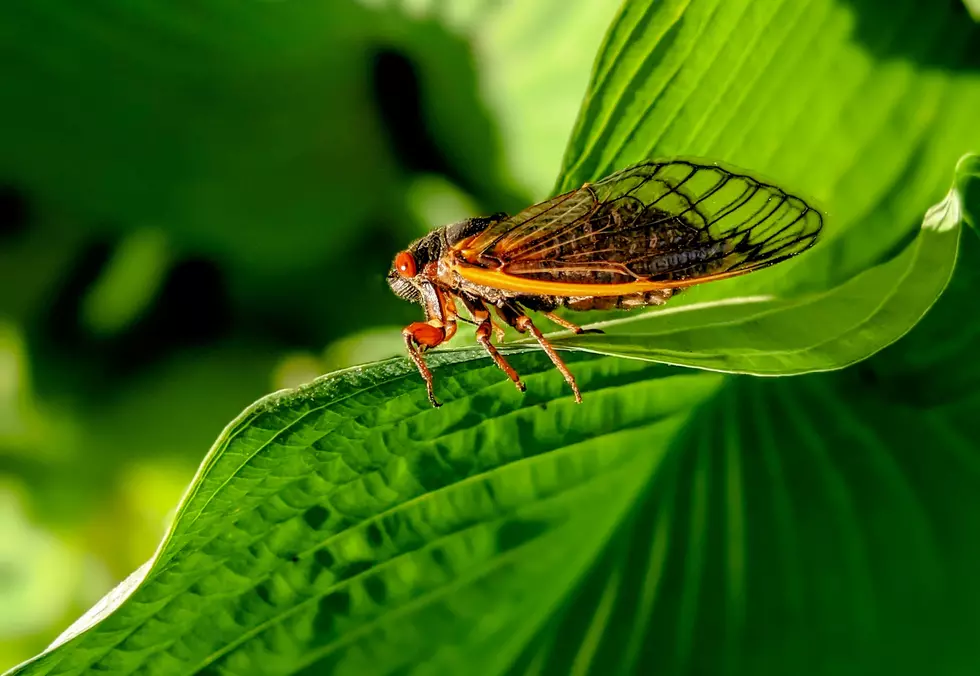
[[965, 0, 980, 21], [2, 0, 980, 675]]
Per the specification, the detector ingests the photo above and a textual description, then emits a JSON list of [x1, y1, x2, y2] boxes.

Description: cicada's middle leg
[[458, 295, 526, 394], [497, 303, 583, 404]]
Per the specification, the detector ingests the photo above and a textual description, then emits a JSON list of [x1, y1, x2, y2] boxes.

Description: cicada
[[387, 159, 823, 407]]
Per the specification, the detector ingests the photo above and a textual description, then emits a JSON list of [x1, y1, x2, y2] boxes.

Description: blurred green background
[[0, 0, 626, 669]]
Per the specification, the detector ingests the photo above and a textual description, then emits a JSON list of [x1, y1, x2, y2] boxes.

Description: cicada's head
[[387, 214, 506, 307], [387, 249, 423, 305], [386, 229, 446, 307]]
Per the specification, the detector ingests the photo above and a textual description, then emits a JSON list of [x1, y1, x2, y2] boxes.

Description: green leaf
[[953, 153, 980, 233], [6, 353, 726, 675], [509, 370, 980, 676], [11, 237, 980, 676], [856, 155, 980, 407]]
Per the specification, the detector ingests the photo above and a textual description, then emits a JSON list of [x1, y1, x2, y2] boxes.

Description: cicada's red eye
[[395, 251, 417, 278]]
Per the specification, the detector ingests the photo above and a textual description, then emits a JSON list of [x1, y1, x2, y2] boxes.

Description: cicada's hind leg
[[497, 303, 583, 403], [403, 321, 448, 407], [542, 312, 604, 335], [458, 295, 526, 393]]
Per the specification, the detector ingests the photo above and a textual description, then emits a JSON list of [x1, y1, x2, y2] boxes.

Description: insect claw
[[420, 370, 442, 407]]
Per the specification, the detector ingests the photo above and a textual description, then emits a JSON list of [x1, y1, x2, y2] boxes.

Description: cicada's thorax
[[432, 215, 518, 304]]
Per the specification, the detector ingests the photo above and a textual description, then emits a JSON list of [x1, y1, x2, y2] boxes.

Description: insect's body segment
[[388, 160, 824, 407]]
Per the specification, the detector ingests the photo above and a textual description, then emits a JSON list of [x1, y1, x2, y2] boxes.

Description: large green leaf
[[529, 0, 980, 379], [859, 154, 980, 407], [509, 367, 980, 676], [8, 353, 726, 675]]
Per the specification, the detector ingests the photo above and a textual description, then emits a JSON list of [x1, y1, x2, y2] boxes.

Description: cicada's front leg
[[403, 319, 455, 407], [402, 286, 460, 407]]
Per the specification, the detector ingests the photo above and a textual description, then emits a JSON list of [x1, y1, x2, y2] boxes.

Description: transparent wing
[[457, 160, 823, 287]]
